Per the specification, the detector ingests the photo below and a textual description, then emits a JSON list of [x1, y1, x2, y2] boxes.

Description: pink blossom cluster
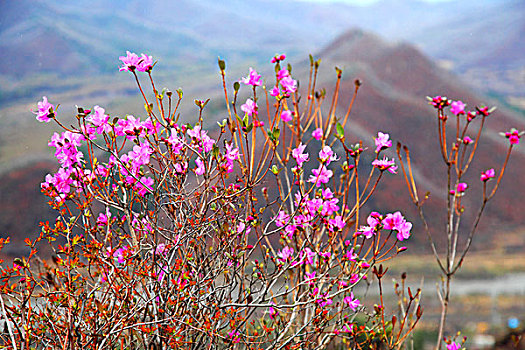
[[33, 96, 55, 123], [119, 51, 153, 72], [372, 157, 397, 174], [357, 211, 412, 241]]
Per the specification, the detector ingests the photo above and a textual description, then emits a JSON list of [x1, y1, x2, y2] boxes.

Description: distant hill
[[1, 0, 522, 101], [312, 29, 525, 250]]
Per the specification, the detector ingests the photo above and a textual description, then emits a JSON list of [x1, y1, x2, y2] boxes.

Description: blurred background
[[0, 0, 524, 347]]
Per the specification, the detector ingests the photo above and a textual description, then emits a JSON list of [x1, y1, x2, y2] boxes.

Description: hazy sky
[[303, 0, 455, 4]]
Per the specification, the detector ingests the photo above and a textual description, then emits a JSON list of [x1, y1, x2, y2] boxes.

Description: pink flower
[[166, 128, 184, 154], [504, 129, 521, 145], [312, 128, 323, 140], [456, 182, 468, 192], [383, 211, 412, 241], [374, 132, 392, 153], [241, 98, 257, 116], [480, 168, 495, 182], [97, 211, 111, 226], [463, 136, 473, 145], [134, 176, 154, 196], [271, 54, 286, 63], [155, 243, 167, 256], [281, 110, 293, 122], [241, 67, 262, 86], [195, 157, 205, 175], [119, 51, 141, 72], [34, 96, 54, 122], [328, 215, 346, 232], [187, 125, 215, 152], [88, 105, 111, 133], [270, 86, 280, 97], [372, 157, 397, 174], [358, 212, 382, 239], [277, 69, 290, 80], [281, 76, 297, 94], [237, 222, 251, 235], [137, 54, 153, 72], [119, 51, 152, 72], [268, 306, 278, 319], [319, 145, 338, 165], [447, 342, 461, 350], [308, 165, 333, 187], [344, 292, 361, 311], [277, 246, 294, 262], [292, 143, 309, 168], [450, 100, 466, 116]]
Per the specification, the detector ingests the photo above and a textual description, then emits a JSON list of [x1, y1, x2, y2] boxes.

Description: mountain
[[1, 0, 522, 101], [312, 29, 525, 250]]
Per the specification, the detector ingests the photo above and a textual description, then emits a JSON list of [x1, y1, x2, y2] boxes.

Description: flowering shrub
[[1, 52, 429, 349], [398, 95, 521, 348]]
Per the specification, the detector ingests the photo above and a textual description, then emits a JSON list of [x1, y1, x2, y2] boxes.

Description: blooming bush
[[10, 52, 514, 349], [398, 95, 521, 348]]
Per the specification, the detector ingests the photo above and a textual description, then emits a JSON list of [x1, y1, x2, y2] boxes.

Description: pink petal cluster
[[312, 128, 323, 140], [319, 145, 338, 165], [34, 96, 55, 123], [88, 106, 111, 134], [505, 129, 521, 145], [224, 143, 240, 173], [271, 54, 286, 63], [187, 125, 215, 153], [447, 342, 461, 350], [374, 132, 392, 153], [292, 143, 309, 168], [240, 68, 262, 86], [241, 98, 258, 116], [450, 100, 466, 116], [119, 51, 153, 72], [308, 165, 333, 187], [358, 211, 412, 241], [372, 157, 397, 174], [281, 110, 293, 122], [343, 292, 361, 311], [383, 211, 412, 241], [480, 168, 495, 182]]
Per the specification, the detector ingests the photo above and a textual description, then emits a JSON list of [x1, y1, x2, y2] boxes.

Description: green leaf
[[176, 88, 183, 98], [336, 122, 345, 138], [272, 127, 280, 140], [245, 123, 253, 133]]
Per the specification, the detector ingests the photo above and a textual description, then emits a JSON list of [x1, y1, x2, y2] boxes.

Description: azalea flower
[[281, 110, 293, 122], [450, 100, 466, 116], [195, 157, 205, 175], [312, 128, 323, 140], [308, 165, 333, 187], [241, 67, 262, 86], [292, 143, 309, 168], [374, 132, 392, 153], [344, 292, 361, 311], [372, 157, 397, 174], [480, 168, 495, 182], [383, 211, 412, 241], [241, 98, 257, 116], [34, 96, 54, 123]]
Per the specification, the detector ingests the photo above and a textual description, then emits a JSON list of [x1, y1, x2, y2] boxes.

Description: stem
[[436, 274, 451, 350]]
